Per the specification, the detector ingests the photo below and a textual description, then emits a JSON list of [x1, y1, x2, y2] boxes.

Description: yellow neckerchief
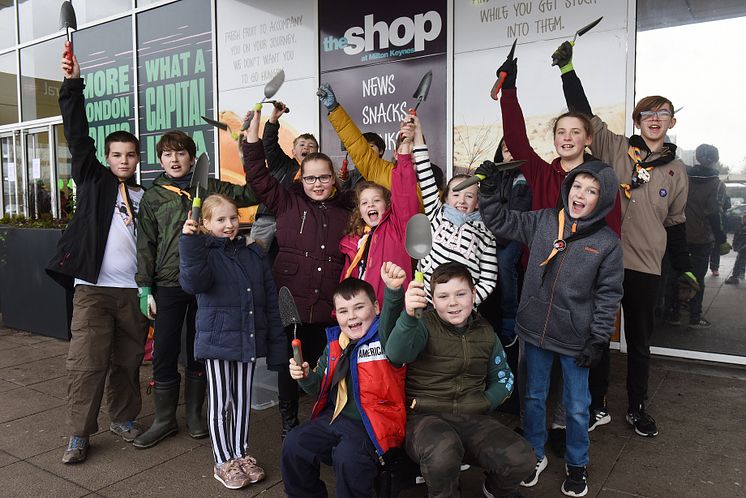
[[160, 184, 192, 200], [118, 182, 134, 226], [344, 226, 372, 279], [540, 209, 576, 267], [331, 332, 352, 423], [619, 146, 654, 199]]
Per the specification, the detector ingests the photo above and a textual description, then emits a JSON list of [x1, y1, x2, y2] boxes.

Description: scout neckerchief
[[118, 181, 134, 226], [330, 332, 358, 423], [159, 171, 194, 199], [619, 135, 676, 199], [344, 225, 374, 279], [539, 208, 607, 279], [160, 184, 192, 200]]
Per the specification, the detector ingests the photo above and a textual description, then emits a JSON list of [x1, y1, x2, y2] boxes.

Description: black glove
[[677, 271, 700, 303], [552, 41, 573, 72], [475, 160, 499, 196], [575, 337, 606, 368], [496, 57, 518, 90]]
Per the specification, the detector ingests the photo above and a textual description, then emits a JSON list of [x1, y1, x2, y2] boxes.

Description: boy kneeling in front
[[281, 264, 408, 498], [384, 262, 535, 498]]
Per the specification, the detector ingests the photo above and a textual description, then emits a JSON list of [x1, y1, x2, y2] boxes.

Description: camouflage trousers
[[405, 412, 535, 498]]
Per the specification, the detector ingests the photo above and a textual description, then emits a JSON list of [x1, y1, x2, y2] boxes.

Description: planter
[[0, 227, 73, 340]]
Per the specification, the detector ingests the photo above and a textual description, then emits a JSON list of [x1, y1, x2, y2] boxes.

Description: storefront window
[[1, 134, 24, 217], [25, 129, 51, 219], [20, 36, 63, 121], [0, 1, 16, 51], [18, 0, 130, 44], [0, 52, 18, 125]]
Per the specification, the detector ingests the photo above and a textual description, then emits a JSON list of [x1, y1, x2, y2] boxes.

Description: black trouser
[[588, 346, 610, 409], [589, 270, 659, 410], [688, 242, 712, 322], [277, 323, 328, 402], [152, 286, 203, 384], [709, 242, 720, 271]]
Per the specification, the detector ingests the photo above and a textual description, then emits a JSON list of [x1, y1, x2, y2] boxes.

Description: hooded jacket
[[179, 233, 286, 369], [480, 161, 624, 356], [685, 164, 726, 245]]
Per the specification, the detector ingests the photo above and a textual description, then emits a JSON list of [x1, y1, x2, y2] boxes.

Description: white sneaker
[[520, 455, 548, 487]]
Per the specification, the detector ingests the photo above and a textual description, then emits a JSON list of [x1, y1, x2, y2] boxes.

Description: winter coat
[[46, 77, 144, 287], [500, 88, 622, 236], [178, 233, 285, 368], [328, 104, 423, 209], [242, 140, 353, 324], [686, 164, 726, 245], [339, 153, 419, 304], [480, 161, 624, 356], [310, 319, 407, 456], [414, 146, 498, 305], [135, 176, 259, 288]]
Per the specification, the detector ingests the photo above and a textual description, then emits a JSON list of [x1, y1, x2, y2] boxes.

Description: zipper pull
[[299, 210, 307, 234]]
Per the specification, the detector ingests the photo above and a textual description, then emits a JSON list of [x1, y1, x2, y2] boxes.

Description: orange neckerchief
[[344, 226, 372, 279], [160, 184, 192, 200], [620, 146, 653, 199], [118, 182, 134, 226], [540, 209, 576, 267]]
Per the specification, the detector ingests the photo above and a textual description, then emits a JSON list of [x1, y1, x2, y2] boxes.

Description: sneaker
[[213, 460, 250, 490], [725, 275, 739, 285], [626, 404, 658, 437], [588, 407, 611, 432], [62, 435, 89, 464], [520, 456, 548, 487], [688, 318, 712, 329], [235, 455, 265, 483], [561, 465, 588, 497], [483, 479, 522, 497], [711, 270, 720, 276], [549, 427, 566, 458], [110, 421, 142, 442]]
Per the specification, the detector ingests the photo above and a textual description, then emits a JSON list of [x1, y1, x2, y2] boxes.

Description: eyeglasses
[[302, 174, 333, 185], [639, 110, 673, 121]]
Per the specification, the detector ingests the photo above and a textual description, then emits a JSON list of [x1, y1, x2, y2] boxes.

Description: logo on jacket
[[659, 188, 668, 198], [357, 341, 386, 363]]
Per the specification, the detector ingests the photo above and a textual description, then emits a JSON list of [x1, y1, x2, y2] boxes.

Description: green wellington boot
[[133, 380, 180, 449]]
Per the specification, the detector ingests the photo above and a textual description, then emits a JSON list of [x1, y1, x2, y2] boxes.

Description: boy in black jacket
[[47, 44, 148, 464]]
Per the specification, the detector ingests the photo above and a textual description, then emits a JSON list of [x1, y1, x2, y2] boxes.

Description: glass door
[[1, 132, 24, 217], [24, 127, 53, 219]]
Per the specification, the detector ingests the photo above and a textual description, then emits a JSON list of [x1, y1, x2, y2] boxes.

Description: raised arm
[[262, 101, 299, 184], [178, 232, 214, 295], [413, 146, 441, 220]]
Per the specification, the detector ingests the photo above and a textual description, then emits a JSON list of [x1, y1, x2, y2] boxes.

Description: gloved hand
[[316, 83, 338, 111], [677, 271, 700, 303], [138, 287, 157, 320], [496, 57, 518, 90], [719, 241, 732, 256], [551, 41, 574, 74], [474, 160, 499, 196], [575, 337, 606, 368]]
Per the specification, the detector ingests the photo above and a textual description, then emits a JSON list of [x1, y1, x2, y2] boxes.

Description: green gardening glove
[[677, 272, 700, 303], [138, 287, 157, 320], [551, 41, 574, 74]]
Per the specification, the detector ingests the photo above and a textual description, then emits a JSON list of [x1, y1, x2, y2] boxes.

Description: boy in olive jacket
[[133, 131, 259, 449]]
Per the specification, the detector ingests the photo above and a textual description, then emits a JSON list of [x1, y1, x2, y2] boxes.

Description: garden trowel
[[491, 39, 517, 100], [405, 214, 432, 318], [242, 69, 288, 131], [410, 70, 432, 116], [190, 153, 210, 222], [452, 160, 526, 192], [279, 286, 305, 376], [59, 1, 77, 62], [552, 17, 603, 66]]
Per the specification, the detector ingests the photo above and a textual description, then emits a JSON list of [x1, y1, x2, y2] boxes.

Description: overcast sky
[[637, 16, 746, 172]]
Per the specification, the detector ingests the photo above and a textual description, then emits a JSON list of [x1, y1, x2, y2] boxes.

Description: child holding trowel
[[339, 115, 420, 305], [179, 194, 285, 490], [410, 114, 499, 305], [49, 43, 148, 465], [282, 266, 407, 498], [134, 132, 260, 450]]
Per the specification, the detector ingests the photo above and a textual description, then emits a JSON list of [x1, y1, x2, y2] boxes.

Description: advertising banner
[[319, 0, 447, 170], [453, 0, 631, 174], [137, 0, 214, 184]]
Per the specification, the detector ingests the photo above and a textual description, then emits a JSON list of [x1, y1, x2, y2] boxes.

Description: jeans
[[523, 342, 590, 467], [496, 241, 522, 338], [688, 243, 712, 321]]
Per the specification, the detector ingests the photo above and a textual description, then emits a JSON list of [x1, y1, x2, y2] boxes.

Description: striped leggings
[[205, 359, 255, 465]]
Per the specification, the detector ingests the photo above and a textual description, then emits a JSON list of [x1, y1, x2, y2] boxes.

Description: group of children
[[46, 36, 704, 498]]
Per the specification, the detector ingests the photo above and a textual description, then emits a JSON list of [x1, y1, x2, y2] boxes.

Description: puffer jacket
[[481, 161, 624, 356], [135, 175, 259, 288], [242, 140, 353, 324], [178, 233, 286, 368], [686, 164, 726, 245]]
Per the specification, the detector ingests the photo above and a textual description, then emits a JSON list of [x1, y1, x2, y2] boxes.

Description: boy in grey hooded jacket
[[478, 160, 623, 497]]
